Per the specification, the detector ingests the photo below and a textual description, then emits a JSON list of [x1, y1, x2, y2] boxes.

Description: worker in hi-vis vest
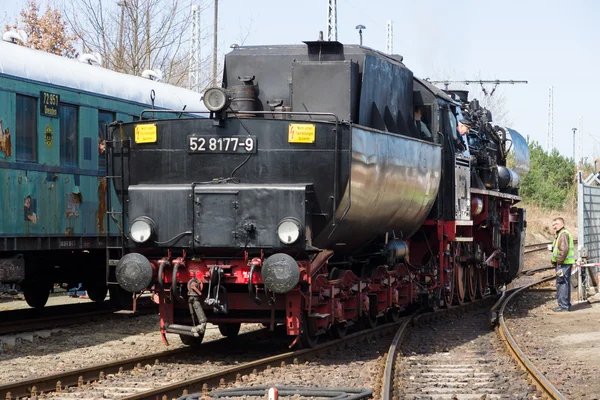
[[550, 217, 575, 312]]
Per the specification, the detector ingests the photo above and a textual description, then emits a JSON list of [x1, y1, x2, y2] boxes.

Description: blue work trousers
[[555, 264, 572, 310]]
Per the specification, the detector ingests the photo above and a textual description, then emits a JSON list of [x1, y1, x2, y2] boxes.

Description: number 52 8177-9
[[187, 136, 256, 153]]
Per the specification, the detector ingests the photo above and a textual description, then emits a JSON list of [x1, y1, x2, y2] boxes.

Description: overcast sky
[[2, 0, 598, 162]]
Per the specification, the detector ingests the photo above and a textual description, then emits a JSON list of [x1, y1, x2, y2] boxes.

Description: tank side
[[315, 126, 442, 251]]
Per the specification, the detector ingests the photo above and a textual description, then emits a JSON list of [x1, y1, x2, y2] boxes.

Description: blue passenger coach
[[0, 36, 206, 307]]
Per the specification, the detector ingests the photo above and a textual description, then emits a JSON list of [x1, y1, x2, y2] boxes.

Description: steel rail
[[0, 329, 268, 399], [497, 275, 567, 400], [0, 304, 156, 336], [520, 265, 554, 276], [381, 313, 415, 399], [119, 320, 405, 400], [0, 320, 403, 400], [380, 298, 495, 398], [524, 240, 578, 254]]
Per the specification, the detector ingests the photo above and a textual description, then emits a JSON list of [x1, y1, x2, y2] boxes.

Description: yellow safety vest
[[551, 229, 575, 265]]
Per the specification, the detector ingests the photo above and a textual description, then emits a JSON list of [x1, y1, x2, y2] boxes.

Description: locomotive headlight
[[202, 87, 230, 112], [277, 218, 302, 245], [129, 217, 155, 243]]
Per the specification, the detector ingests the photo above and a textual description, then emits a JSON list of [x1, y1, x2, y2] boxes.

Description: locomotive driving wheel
[[467, 265, 477, 301], [455, 265, 466, 305], [454, 243, 467, 305], [443, 251, 455, 307]]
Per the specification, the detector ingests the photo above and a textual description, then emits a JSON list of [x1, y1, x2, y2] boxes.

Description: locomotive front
[[109, 42, 442, 346]]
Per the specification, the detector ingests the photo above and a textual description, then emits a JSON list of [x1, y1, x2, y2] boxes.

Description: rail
[[381, 275, 566, 399], [497, 275, 567, 400], [0, 319, 402, 400]]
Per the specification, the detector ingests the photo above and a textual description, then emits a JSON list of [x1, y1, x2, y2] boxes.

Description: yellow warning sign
[[288, 124, 315, 144], [135, 124, 157, 144]]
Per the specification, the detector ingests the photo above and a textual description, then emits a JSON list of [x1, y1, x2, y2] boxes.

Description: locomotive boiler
[[108, 41, 529, 347]]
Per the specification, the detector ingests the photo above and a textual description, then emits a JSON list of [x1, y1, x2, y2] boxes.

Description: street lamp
[[355, 24, 366, 46]]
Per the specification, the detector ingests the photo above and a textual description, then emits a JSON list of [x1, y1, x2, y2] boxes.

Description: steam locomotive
[[109, 41, 529, 347]]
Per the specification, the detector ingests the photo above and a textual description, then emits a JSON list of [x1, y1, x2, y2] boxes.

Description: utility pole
[[212, 0, 218, 87], [145, 4, 151, 70], [327, 0, 337, 41], [189, 5, 200, 92], [578, 116, 583, 167], [547, 86, 553, 153], [385, 20, 393, 54], [117, 1, 126, 72], [428, 79, 528, 96], [572, 127, 577, 162]]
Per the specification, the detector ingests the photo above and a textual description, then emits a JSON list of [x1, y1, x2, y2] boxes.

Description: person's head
[[414, 106, 423, 120], [457, 119, 471, 135], [552, 217, 565, 232], [24, 195, 31, 208]]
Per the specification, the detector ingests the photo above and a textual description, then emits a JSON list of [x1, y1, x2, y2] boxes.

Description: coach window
[[60, 104, 79, 167], [16, 94, 38, 162], [98, 110, 115, 169]]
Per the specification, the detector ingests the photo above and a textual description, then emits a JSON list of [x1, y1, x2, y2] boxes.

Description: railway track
[[524, 241, 552, 254], [524, 240, 578, 255], [0, 318, 402, 399], [0, 250, 562, 399], [0, 300, 156, 335], [381, 274, 566, 400]]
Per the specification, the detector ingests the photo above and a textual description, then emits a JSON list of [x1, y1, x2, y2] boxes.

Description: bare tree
[[6, 0, 78, 58], [64, 0, 211, 86]]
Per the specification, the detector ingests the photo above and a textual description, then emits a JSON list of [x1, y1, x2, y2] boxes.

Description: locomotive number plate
[[187, 135, 257, 153]]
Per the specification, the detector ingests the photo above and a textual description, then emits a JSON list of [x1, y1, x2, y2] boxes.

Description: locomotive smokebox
[[116, 253, 153, 293], [262, 253, 300, 294]]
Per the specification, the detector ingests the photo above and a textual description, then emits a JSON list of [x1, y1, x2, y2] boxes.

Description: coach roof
[[0, 40, 208, 113]]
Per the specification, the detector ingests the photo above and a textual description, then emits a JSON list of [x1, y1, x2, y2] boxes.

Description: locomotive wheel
[[109, 286, 134, 309], [23, 280, 51, 309], [477, 267, 488, 298], [86, 284, 108, 302], [218, 323, 241, 338], [443, 268, 455, 307], [467, 266, 477, 301], [299, 315, 318, 348], [329, 322, 347, 339], [386, 307, 401, 323], [179, 332, 205, 348], [361, 294, 379, 329], [455, 264, 467, 305]]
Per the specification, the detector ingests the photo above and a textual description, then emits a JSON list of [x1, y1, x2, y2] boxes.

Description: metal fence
[[577, 171, 600, 299]]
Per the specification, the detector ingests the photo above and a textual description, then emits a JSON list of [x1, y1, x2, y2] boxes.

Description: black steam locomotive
[[108, 41, 529, 347]]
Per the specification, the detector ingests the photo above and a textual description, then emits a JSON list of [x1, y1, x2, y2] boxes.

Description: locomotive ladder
[[104, 123, 130, 287]]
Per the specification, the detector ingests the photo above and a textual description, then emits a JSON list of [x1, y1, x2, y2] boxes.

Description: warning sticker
[[135, 124, 157, 144], [288, 124, 315, 144]]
